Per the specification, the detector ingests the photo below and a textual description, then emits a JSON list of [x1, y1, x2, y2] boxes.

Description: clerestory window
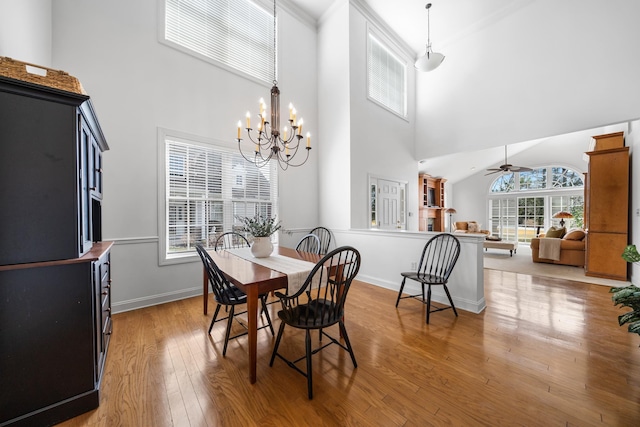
[[162, 0, 274, 84], [367, 30, 407, 118]]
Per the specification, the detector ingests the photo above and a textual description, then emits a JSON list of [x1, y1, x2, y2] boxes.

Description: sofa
[[452, 221, 490, 236], [530, 227, 586, 267]]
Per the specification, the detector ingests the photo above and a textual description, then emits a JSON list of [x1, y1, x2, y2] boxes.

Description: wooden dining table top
[[207, 245, 323, 294]]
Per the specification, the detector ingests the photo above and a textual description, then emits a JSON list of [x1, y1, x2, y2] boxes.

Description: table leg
[[203, 266, 208, 315], [246, 286, 259, 383]]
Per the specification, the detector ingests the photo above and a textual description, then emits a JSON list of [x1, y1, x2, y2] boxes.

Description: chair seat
[[400, 271, 446, 285], [215, 285, 247, 305]]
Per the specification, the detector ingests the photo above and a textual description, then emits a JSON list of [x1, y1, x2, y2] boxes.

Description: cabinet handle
[[105, 284, 111, 289], [107, 279, 112, 284], [102, 291, 108, 296], [105, 307, 111, 313], [96, 168, 103, 173], [105, 330, 112, 336], [90, 187, 97, 191], [105, 262, 110, 266]]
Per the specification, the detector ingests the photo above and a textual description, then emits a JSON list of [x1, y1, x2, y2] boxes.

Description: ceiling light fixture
[[236, 0, 311, 170], [415, 3, 445, 72]]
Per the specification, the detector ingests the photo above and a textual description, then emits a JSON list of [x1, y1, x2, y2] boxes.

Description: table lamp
[[445, 207, 457, 232], [553, 211, 573, 227]]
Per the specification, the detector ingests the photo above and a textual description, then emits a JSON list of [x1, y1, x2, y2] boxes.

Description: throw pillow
[[468, 222, 480, 233], [545, 226, 566, 238], [454, 221, 468, 231], [563, 229, 586, 241]]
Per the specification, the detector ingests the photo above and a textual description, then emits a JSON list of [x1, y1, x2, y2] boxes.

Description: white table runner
[[226, 247, 317, 295]]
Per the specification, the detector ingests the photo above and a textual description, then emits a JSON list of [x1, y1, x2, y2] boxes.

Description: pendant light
[[415, 3, 445, 72]]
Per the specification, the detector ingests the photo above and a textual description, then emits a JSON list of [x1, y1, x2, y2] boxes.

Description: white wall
[[415, 0, 640, 159], [0, 0, 52, 66], [45, 0, 319, 311], [347, 2, 419, 230], [317, 0, 351, 230]]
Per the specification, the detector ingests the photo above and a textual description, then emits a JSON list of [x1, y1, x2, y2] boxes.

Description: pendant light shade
[[415, 50, 445, 72], [415, 3, 444, 72]]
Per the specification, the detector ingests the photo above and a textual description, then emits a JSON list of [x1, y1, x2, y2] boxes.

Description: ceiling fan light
[[415, 50, 445, 72]]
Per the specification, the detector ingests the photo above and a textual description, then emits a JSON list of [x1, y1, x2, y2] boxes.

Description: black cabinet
[[0, 243, 113, 427], [0, 73, 111, 426], [0, 76, 108, 266]]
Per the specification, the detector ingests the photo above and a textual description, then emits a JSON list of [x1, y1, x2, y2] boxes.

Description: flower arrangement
[[236, 214, 282, 238]]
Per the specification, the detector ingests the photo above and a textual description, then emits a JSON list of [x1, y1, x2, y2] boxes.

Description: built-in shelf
[[418, 174, 446, 232]]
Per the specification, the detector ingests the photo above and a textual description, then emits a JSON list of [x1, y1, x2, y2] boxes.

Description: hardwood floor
[[59, 270, 640, 426]]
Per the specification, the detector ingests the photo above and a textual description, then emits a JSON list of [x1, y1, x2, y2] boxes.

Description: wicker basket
[[0, 56, 86, 95]]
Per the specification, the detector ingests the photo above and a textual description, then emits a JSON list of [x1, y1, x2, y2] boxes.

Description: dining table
[[203, 246, 322, 384]]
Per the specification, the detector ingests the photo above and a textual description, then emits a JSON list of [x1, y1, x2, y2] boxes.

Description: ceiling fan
[[485, 146, 533, 175]]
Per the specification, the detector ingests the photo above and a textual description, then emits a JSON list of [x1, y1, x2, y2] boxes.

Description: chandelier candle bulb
[[246, 111, 251, 128], [289, 103, 293, 120], [297, 118, 303, 135], [237, 121, 242, 139], [283, 126, 287, 140], [306, 132, 311, 148]]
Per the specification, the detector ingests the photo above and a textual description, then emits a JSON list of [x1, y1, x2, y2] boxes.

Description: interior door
[[378, 179, 400, 229]]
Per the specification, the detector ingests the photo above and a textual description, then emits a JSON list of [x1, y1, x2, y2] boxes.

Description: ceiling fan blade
[[509, 166, 533, 172], [484, 169, 502, 176]]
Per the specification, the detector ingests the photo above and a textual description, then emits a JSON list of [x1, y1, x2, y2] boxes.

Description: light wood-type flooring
[[60, 270, 640, 426]]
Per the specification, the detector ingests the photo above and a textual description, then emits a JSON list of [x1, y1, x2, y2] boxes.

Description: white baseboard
[[112, 286, 201, 314]]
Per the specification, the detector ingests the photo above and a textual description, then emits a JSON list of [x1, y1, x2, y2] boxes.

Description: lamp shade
[[415, 51, 445, 72], [553, 211, 573, 219], [445, 208, 457, 214]]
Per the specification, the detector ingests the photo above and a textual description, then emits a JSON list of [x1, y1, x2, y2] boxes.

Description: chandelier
[[236, 0, 311, 170]]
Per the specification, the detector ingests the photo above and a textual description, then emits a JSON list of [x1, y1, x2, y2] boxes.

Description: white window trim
[[157, 0, 273, 88], [366, 23, 409, 121], [157, 127, 279, 266]]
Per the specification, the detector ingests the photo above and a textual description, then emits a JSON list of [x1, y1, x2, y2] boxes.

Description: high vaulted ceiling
[[289, 0, 531, 56]]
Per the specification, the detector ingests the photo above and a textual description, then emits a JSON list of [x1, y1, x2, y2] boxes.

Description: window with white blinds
[[367, 32, 407, 118], [164, 137, 278, 256], [164, 0, 275, 84]]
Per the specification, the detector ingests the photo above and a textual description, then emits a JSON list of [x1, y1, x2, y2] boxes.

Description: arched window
[[488, 166, 584, 242]]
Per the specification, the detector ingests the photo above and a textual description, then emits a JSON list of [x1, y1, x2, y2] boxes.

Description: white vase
[[251, 236, 273, 258]]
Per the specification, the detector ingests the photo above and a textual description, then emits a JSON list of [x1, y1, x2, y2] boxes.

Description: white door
[[378, 179, 401, 229]]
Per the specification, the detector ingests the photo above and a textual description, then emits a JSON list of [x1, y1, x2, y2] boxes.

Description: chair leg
[[395, 277, 407, 307], [260, 296, 275, 336], [208, 304, 222, 333], [426, 284, 432, 324], [339, 321, 357, 368], [269, 321, 286, 366], [222, 306, 235, 356], [305, 329, 313, 399], [443, 285, 458, 317]]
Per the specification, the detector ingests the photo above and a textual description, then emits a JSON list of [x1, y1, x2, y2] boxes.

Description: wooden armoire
[[584, 132, 629, 281]]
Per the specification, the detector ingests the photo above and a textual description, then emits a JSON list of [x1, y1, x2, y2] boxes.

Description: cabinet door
[[586, 232, 628, 280], [79, 115, 93, 254], [90, 137, 103, 199], [587, 149, 629, 233]]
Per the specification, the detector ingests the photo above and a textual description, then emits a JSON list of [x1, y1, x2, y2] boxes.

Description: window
[[519, 168, 546, 191], [163, 0, 274, 84], [159, 130, 278, 263], [488, 165, 584, 242], [367, 31, 407, 118]]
